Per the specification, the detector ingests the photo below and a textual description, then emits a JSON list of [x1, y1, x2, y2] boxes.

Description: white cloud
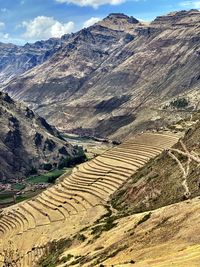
[[20, 16, 75, 40], [83, 17, 101, 28], [1, 8, 8, 13], [180, 1, 200, 8], [56, 0, 126, 8], [2, 33, 9, 39], [0, 21, 10, 42], [0, 22, 5, 30], [0, 32, 10, 41]]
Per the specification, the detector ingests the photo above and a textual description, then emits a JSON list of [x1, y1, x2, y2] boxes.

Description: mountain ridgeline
[[1, 10, 200, 139], [0, 92, 84, 181]]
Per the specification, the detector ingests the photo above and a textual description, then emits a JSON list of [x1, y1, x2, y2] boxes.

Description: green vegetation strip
[[0, 168, 71, 206], [27, 169, 67, 184], [12, 184, 26, 190]]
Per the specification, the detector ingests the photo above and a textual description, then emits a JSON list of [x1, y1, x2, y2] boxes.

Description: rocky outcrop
[[97, 13, 140, 33], [0, 92, 80, 181]]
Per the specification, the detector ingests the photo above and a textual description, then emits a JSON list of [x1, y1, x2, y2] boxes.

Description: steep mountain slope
[[0, 92, 80, 181], [54, 197, 200, 267], [0, 14, 138, 87], [3, 13, 138, 105], [2, 10, 200, 139], [0, 38, 64, 85]]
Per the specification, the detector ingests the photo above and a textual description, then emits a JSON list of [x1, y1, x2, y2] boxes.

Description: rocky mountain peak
[[105, 13, 139, 23], [0, 38, 63, 85], [97, 13, 140, 33], [106, 13, 129, 18]]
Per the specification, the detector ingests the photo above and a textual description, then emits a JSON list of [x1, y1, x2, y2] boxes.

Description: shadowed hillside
[[0, 92, 82, 181]]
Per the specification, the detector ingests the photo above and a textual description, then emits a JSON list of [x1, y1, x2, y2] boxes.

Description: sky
[[0, 0, 199, 45]]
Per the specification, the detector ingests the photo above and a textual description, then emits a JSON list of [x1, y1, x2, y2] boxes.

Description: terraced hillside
[[0, 132, 179, 266], [52, 119, 200, 267]]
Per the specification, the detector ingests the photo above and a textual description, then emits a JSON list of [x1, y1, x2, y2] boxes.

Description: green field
[[27, 169, 69, 184], [0, 193, 14, 203], [11, 184, 26, 190], [0, 168, 72, 207], [16, 195, 30, 203], [15, 190, 44, 204]]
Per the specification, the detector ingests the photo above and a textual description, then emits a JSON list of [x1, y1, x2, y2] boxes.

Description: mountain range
[[1, 10, 199, 139]]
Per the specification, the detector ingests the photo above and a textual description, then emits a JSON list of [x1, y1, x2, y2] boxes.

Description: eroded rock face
[[2, 10, 200, 139], [0, 92, 79, 181], [0, 38, 62, 85]]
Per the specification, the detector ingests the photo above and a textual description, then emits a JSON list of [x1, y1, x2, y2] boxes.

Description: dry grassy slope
[[3, 10, 200, 138], [57, 197, 200, 267], [0, 132, 179, 266], [0, 92, 78, 181], [111, 113, 200, 215]]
